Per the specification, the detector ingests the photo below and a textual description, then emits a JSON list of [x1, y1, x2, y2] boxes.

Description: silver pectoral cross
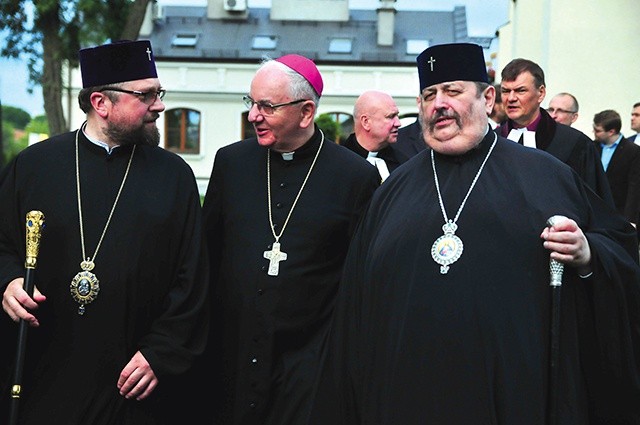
[[146, 47, 152, 61], [263, 241, 287, 276]]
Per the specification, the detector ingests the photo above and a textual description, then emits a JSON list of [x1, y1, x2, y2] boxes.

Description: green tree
[[2, 105, 31, 129], [2, 114, 49, 164], [0, 0, 152, 140], [315, 113, 342, 142]]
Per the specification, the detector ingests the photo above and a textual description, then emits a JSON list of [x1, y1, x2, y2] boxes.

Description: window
[[165, 108, 201, 154], [328, 37, 352, 54], [252, 35, 278, 50], [242, 111, 256, 140], [171, 34, 198, 48], [406, 39, 429, 55]]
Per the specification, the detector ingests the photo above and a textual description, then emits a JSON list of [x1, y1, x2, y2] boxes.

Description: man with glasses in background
[[0, 40, 208, 424], [497, 58, 614, 206], [547, 92, 579, 126], [194, 54, 379, 424]]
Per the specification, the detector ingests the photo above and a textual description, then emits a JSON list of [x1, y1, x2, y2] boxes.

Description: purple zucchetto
[[275, 54, 324, 97], [79, 40, 158, 88], [417, 43, 488, 91]]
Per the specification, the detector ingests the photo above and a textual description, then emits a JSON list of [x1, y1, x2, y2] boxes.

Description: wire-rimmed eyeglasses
[[100, 87, 166, 105], [546, 107, 576, 115], [243, 95, 308, 116]]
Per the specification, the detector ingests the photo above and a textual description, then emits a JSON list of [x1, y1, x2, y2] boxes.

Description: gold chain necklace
[[430, 132, 497, 274], [70, 128, 136, 315], [263, 130, 324, 276]]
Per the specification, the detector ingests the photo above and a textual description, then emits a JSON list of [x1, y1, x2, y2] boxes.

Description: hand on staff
[[2, 277, 46, 327], [117, 350, 159, 401], [540, 217, 592, 275]]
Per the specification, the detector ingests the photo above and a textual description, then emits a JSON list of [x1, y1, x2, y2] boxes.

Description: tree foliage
[[1, 105, 31, 129], [0, 0, 152, 139], [315, 113, 342, 143]]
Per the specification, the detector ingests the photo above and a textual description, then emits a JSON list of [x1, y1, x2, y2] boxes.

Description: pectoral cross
[[428, 56, 436, 71], [146, 47, 152, 61], [263, 242, 287, 276]]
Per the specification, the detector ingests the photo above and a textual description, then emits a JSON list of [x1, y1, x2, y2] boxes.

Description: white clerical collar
[[507, 127, 536, 148], [367, 151, 379, 158], [81, 123, 120, 154], [281, 152, 295, 161]]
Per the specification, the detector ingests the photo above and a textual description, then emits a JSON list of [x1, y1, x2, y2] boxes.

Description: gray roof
[[148, 6, 494, 66]]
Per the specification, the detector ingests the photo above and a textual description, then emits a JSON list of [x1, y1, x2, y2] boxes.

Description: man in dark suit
[[627, 102, 640, 144], [497, 58, 614, 207], [394, 108, 427, 163], [342, 90, 402, 182], [593, 109, 640, 228]]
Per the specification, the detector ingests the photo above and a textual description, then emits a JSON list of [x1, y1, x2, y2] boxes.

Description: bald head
[[547, 93, 579, 126], [353, 90, 401, 152]]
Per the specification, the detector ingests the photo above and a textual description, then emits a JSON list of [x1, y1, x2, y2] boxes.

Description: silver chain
[[431, 132, 497, 226]]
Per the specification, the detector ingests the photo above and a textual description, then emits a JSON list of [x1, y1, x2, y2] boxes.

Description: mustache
[[427, 109, 461, 131]]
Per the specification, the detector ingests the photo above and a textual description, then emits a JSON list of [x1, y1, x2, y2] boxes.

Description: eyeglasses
[[243, 95, 308, 116], [547, 107, 576, 115], [100, 87, 166, 104]]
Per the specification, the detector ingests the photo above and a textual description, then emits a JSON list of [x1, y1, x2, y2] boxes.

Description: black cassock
[[198, 128, 379, 425], [310, 132, 640, 424], [0, 130, 208, 425]]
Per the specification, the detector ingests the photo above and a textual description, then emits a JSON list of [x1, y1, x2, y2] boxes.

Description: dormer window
[[252, 35, 278, 50], [172, 34, 198, 48], [329, 37, 352, 54], [406, 39, 429, 55]]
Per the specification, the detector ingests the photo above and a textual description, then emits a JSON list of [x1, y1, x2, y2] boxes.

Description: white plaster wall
[[498, 0, 640, 137], [64, 61, 423, 194]]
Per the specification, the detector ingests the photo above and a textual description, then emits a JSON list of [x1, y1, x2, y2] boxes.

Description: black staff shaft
[[546, 215, 566, 425], [8, 268, 36, 425], [549, 283, 561, 425], [8, 210, 44, 425]]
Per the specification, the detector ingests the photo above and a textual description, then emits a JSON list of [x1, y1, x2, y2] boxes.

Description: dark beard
[[105, 119, 160, 147]]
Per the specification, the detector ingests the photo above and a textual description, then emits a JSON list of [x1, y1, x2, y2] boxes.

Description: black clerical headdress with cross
[[416, 43, 488, 91], [79, 40, 158, 88]]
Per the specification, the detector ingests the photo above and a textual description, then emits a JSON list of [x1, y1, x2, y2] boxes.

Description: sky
[[0, 0, 509, 117]]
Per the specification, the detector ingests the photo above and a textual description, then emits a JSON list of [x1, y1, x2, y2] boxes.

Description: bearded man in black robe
[[309, 43, 640, 425], [0, 40, 208, 425]]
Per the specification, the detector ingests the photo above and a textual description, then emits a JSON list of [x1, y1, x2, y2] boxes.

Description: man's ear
[[90, 91, 110, 118], [299, 101, 316, 129]]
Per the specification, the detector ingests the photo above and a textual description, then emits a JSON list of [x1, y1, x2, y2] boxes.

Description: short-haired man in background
[[547, 92, 579, 126], [341, 90, 402, 182], [628, 102, 640, 144], [497, 58, 614, 206]]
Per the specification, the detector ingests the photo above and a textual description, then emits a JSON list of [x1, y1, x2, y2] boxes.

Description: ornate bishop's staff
[[8, 211, 45, 425], [546, 215, 566, 425]]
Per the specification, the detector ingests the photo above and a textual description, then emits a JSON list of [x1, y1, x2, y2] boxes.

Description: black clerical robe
[[341, 133, 403, 177], [497, 107, 614, 207], [309, 132, 640, 424], [394, 118, 427, 163], [200, 128, 379, 425], [0, 130, 208, 425]]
